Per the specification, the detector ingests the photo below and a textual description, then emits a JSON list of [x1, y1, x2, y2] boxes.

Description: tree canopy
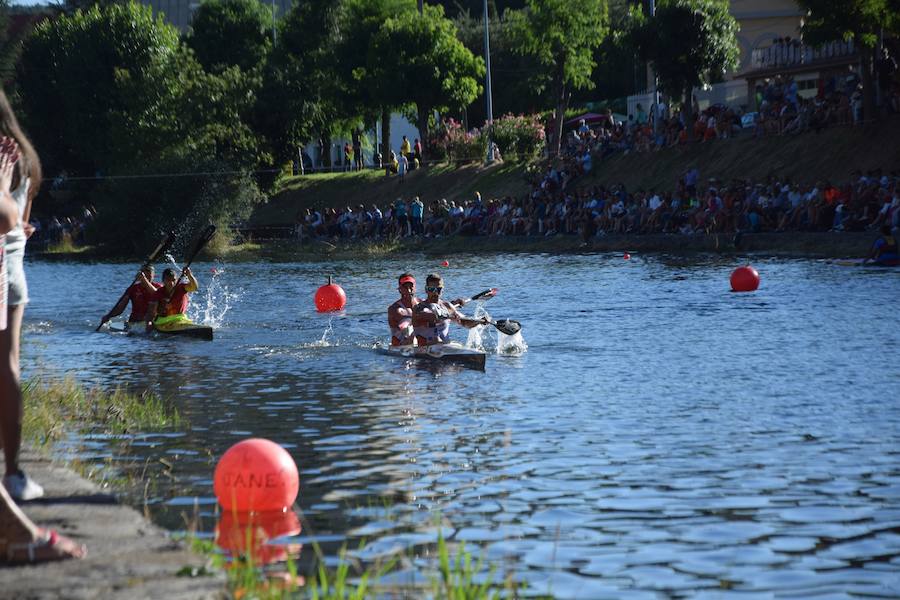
[[632, 0, 739, 136], [186, 0, 272, 74], [507, 0, 609, 155]]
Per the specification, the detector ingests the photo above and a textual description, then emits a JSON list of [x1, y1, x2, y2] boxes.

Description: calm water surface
[[22, 253, 900, 598]]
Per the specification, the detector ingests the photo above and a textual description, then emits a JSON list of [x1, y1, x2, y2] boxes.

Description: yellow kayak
[[153, 314, 214, 341]]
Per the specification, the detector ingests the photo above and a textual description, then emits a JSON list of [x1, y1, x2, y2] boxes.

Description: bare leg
[[0, 304, 24, 476], [0, 483, 86, 563]]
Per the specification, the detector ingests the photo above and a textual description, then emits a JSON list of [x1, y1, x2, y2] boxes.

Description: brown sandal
[[4, 528, 87, 565]]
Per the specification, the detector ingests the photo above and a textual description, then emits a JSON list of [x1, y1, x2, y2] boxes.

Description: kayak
[[832, 258, 900, 267], [376, 341, 487, 371], [153, 314, 214, 341]]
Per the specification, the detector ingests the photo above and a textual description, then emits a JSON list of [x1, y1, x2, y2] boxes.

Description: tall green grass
[[22, 377, 183, 446], [186, 530, 531, 600]]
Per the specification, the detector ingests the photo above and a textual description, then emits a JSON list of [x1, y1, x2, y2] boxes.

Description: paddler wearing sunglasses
[[412, 273, 487, 346]]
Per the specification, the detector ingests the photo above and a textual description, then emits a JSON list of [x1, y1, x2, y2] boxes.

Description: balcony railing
[[750, 39, 856, 70]]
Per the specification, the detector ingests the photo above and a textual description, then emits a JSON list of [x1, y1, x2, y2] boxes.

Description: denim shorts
[[5, 249, 27, 306]]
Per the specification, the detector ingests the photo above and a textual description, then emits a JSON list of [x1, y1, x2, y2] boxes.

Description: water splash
[[463, 305, 526, 354], [302, 317, 335, 348], [187, 266, 239, 328], [162, 253, 179, 270], [497, 330, 528, 355]]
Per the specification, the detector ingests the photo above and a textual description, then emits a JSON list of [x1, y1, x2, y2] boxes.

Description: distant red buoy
[[315, 276, 346, 312], [730, 265, 760, 292], [441, 260, 450, 267], [623, 253, 631, 260], [214, 438, 299, 512]]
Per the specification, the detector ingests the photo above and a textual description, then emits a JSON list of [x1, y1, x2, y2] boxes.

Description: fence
[[750, 39, 856, 70]]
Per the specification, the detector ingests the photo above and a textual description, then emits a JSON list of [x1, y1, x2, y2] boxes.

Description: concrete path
[[0, 449, 226, 600]]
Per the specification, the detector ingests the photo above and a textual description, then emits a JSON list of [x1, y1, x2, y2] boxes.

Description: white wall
[[300, 113, 422, 171]]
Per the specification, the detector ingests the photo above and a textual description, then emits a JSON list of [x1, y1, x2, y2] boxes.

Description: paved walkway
[[0, 449, 225, 600]]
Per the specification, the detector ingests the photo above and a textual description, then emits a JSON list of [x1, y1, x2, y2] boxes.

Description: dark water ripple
[[21, 254, 900, 597]]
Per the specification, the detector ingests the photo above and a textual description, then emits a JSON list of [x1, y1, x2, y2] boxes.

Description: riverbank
[[34, 231, 877, 263], [252, 117, 900, 224], [0, 448, 224, 599]]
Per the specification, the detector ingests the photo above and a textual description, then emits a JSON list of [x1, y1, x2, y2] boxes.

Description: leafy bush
[[430, 118, 487, 163], [486, 113, 546, 160]]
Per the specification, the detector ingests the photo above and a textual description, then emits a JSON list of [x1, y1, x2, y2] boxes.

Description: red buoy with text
[[214, 438, 299, 512]]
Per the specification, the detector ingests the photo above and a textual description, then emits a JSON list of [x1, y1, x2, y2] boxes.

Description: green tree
[[337, 0, 417, 164], [255, 0, 343, 167], [799, 0, 900, 122], [18, 1, 264, 251], [632, 0, 739, 140], [507, 0, 609, 155], [370, 4, 483, 158], [186, 0, 272, 74], [452, 11, 543, 128]]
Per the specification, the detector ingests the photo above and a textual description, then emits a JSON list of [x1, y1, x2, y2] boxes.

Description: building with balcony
[[628, 0, 860, 115]]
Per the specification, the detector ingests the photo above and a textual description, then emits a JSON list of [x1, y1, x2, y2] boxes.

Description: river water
[[21, 253, 900, 598]]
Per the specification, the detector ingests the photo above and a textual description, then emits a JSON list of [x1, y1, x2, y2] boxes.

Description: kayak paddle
[[163, 224, 217, 303], [453, 288, 498, 307], [96, 231, 175, 331], [485, 318, 521, 336]]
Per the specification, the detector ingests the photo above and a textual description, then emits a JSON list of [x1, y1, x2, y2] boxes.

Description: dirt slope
[[253, 117, 900, 226]]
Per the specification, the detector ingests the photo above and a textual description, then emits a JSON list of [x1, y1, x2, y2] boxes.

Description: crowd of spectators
[[292, 166, 900, 244], [557, 59, 899, 173], [26, 206, 95, 249]]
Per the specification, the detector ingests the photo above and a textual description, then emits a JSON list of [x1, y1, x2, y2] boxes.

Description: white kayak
[[376, 341, 487, 371]]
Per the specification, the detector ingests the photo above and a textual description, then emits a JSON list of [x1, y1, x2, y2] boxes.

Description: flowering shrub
[[429, 115, 546, 163], [430, 118, 487, 162], [486, 114, 546, 160]]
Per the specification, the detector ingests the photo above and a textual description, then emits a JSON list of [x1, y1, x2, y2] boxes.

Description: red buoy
[[441, 260, 450, 267], [730, 265, 760, 292], [213, 438, 299, 512], [623, 253, 631, 260], [315, 276, 346, 312]]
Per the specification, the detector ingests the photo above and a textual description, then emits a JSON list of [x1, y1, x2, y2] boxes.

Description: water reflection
[[20, 254, 900, 596]]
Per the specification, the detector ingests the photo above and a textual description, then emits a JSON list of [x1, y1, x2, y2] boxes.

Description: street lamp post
[[483, 0, 494, 164], [649, 0, 659, 138]]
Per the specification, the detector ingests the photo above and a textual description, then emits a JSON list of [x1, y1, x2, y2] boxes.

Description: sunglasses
[[425, 286, 443, 293]]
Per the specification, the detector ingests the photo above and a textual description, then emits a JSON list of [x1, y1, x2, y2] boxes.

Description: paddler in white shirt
[[413, 273, 486, 346], [387, 273, 420, 346]]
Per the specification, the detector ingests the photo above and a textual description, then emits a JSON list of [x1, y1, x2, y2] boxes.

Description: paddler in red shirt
[[154, 267, 199, 319], [387, 273, 420, 346], [98, 265, 162, 332]]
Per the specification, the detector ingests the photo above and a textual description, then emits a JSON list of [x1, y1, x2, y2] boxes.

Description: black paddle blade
[[150, 231, 177, 264], [471, 288, 499, 302], [185, 224, 217, 264], [494, 319, 521, 336]]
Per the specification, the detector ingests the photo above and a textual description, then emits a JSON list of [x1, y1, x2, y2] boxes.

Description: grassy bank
[[205, 230, 873, 262], [22, 377, 183, 448], [253, 117, 900, 227], [188, 528, 534, 600]]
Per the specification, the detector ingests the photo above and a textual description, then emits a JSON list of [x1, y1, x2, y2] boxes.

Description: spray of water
[[304, 317, 335, 347], [464, 305, 527, 354], [186, 267, 239, 328]]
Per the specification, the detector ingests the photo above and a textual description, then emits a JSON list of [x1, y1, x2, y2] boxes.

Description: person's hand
[[451, 297, 465, 306], [23, 222, 34, 238], [0, 136, 19, 195], [182, 266, 192, 277]]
